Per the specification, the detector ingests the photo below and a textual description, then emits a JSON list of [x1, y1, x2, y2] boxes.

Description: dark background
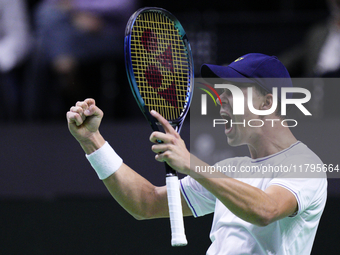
[[1, 0, 339, 254]]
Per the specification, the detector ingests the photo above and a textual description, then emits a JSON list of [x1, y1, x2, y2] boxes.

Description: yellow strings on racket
[[130, 11, 190, 121]]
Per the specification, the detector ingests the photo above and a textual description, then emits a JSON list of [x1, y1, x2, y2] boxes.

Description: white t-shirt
[[180, 141, 327, 255]]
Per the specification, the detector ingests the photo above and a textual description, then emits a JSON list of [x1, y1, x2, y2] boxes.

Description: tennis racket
[[124, 7, 194, 246]]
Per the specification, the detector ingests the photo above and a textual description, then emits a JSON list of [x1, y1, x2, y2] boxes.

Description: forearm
[[81, 134, 168, 220], [68, 100, 169, 220], [188, 156, 279, 226], [78, 131, 105, 155], [102, 164, 168, 220]]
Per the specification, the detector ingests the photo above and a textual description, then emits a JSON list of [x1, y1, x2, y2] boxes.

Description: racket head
[[125, 7, 194, 132]]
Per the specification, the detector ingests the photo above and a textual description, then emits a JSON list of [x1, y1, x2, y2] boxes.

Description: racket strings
[[130, 11, 191, 121]]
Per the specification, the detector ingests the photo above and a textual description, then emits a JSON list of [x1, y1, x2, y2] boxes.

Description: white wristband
[[86, 141, 123, 180]]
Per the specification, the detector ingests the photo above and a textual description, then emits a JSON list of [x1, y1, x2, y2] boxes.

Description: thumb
[[84, 107, 92, 116], [84, 104, 103, 118], [84, 99, 103, 117]]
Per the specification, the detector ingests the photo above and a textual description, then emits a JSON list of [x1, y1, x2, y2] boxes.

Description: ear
[[261, 94, 273, 110]]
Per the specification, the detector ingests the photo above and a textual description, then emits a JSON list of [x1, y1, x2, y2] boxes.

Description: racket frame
[[124, 7, 194, 138], [124, 7, 194, 247]]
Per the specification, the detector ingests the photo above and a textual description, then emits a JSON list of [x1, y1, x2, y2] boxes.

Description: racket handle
[[166, 175, 188, 246]]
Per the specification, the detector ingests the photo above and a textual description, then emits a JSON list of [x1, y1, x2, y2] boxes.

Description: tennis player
[[67, 53, 327, 254]]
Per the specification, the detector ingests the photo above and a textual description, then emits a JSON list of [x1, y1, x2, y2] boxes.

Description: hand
[[66, 99, 104, 151], [149, 110, 190, 175]]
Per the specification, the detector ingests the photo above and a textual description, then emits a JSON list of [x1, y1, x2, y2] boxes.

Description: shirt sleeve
[[268, 178, 327, 216], [180, 176, 216, 217], [267, 156, 328, 217]]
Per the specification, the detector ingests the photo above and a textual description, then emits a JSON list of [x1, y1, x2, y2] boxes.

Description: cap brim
[[201, 64, 256, 84]]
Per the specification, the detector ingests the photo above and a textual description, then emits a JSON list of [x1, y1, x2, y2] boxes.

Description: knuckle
[[76, 106, 83, 113], [162, 151, 170, 157], [73, 112, 80, 119], [170, 137, 176, 145], [86, 98, 95, 104], [168, 144, 175, 150], [71, 106, 79, 112]]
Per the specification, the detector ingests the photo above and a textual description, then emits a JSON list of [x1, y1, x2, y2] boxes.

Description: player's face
[[218, 85, 264, 147]]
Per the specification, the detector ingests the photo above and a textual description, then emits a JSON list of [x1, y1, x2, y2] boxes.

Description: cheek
[[241, 108, 255, 121]]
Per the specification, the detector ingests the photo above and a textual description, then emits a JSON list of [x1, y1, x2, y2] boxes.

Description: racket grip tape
[[166, 175, 188, 246]]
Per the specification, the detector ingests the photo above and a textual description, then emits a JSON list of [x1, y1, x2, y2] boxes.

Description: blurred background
[[0, 0, 339, 254]]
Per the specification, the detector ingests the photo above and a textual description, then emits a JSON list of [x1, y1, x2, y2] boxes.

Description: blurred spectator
[[280, 0, 340, 77], [0, 0, 32, 120], [24, 0, 137, 120]]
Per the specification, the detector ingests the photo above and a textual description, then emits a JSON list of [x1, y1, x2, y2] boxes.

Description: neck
[[247, 124, 297, 159]]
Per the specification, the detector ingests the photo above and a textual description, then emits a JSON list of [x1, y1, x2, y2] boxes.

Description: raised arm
[[66, 99, 192, 220], [149, 110, 297, 226]]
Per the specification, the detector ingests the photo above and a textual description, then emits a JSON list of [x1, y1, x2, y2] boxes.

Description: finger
[[155, 151, 170, 162], [70, 105, 86, 121], [70, 105, 84, 113], [149, 131, 174, 144], [76, 100, 88, 108], [150, 110, 178, 136], [67, 111, 84, 126], [76, 100, 94, 117], [76, 101, 89, 113], [83, 100, 103, 118], [84, 98, 95, 115], [72, 104, 90, 124], [151, 143, 172, 154], [84, 98, 96, 106]]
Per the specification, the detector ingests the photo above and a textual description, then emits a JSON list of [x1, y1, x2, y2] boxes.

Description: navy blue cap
[[201, 53, 293, 98]]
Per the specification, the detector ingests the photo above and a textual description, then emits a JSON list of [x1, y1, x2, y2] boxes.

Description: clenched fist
[[66, 98, 105, 154]]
